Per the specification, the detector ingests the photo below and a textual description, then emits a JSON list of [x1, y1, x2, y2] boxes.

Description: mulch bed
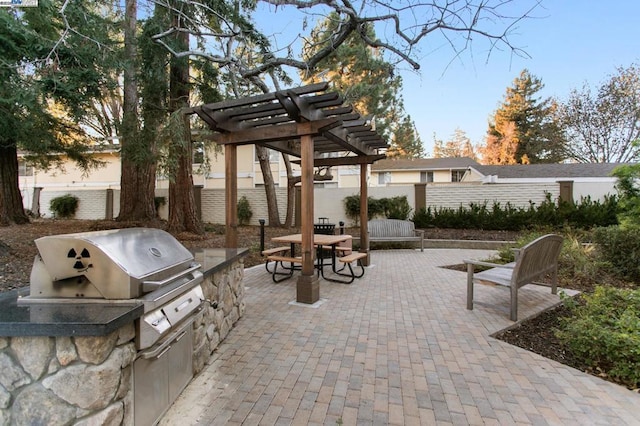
[[491, 304, 583, 368]]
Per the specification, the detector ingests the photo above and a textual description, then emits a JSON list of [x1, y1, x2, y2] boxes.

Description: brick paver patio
[[160, 249, 640, 425]]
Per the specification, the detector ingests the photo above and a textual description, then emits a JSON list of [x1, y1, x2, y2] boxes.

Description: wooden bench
[[464, 234, 563, 321], [261, 246, 290, 256], [265, 254, 302, 283], [368, 219, 424, 251], [262, 246, 292, 274], [326, 252, 367, 284]]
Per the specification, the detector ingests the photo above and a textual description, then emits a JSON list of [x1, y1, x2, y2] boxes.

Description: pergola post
[[359, 163, 370, 266], [225, 144, 238, 248], [296, 132, 320, 304]]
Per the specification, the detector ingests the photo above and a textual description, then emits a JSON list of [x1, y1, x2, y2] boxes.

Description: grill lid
[[29, 228, 196, 299]]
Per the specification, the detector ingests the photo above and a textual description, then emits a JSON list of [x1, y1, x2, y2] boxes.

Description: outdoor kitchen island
[[0, 236, 248, 426]]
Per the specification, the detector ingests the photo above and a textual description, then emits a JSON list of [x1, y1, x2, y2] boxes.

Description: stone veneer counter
[[0, 247, 248, 338], [0, 247, 248, 425]]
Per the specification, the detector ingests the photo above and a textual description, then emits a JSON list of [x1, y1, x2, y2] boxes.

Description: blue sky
[[400, 2, 640, 154], [254, 2, 640, 156]]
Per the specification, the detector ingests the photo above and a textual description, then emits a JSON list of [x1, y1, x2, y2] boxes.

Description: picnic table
[[264, 234, 366, 284]]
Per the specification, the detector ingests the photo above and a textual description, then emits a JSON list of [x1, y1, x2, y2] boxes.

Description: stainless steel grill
[[22, 227, 204, 350], [20, 227, 209, 426]]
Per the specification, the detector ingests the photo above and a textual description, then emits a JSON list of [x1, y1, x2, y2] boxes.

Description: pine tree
[[481, 69, 564, 164], [387, 116, 424, 159], [301, 14, 422, 158]]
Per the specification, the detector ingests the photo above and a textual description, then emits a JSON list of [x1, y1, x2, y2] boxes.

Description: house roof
[[471, 163, 632, 179], [371, 157, 479, 171]]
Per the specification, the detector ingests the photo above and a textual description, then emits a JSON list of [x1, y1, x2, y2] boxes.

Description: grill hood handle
[[142, 263, 201, 293]]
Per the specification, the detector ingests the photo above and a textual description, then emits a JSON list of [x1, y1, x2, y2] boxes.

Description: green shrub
[[382, 196, 412, 220], [154, 196, 166, 210], [557, 229, 601, 283], [556, 287, 640, 388], [612, 162, 640, 228], [495, 231, 547, 263], [237, 196, 253, 225], [50, 194, 79, 218], [343, 195, 394, 224], [592, 225, 640, 282], [411, 195, 618, 231]]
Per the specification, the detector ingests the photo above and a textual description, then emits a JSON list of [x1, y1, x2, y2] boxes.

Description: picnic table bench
[[464, 234, 563, 321], [264, 234, 366, 284], [368, 219, 425, 251]]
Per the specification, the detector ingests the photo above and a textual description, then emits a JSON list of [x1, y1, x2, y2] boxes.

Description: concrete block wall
[[573, 179, 619, 202], [423, 183, 560, 210], [25, 180, 615, 225], [39, 190, 110, 220], [200, 187, 288, 226]]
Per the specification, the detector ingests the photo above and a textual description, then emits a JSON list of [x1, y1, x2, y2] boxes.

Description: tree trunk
[[167, 4, 203, 235], [0, 144, 29, 225], [256, 145, 282, 227], [118, 0, 157, 222]]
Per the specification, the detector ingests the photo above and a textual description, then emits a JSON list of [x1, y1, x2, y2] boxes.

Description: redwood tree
[[166, 3, 203, 234], [118, 0, 158, 222], [0, 2, 117, 225]]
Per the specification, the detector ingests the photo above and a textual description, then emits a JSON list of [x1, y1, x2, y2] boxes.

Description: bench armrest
[[463, 259, 515, 269], [414, 229, 425, 237]]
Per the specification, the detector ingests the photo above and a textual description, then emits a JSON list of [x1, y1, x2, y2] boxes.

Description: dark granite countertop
[[191, 247, 249, 277], [0, 247, 248, 338], [0, 288, 144, 337]]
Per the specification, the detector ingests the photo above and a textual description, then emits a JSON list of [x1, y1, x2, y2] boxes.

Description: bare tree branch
[[146, 0, 542, 81]]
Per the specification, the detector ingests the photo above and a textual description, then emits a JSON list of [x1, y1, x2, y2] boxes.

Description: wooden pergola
[[187, 82, 387, 304]]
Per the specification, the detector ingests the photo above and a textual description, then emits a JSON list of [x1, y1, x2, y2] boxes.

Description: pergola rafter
[[187, 83, 388, 304]]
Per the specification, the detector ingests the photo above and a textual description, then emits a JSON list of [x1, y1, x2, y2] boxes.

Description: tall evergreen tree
[[481, 69, 564, 164], [119, 0, 157, 221], [301, 15, 403, 140], [387, 116, 424, 159], [301, 14, 422, 160], [0, 2, 118, 225]]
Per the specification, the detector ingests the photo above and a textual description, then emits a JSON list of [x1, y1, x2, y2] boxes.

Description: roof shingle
[[371, 157, 479, 171], [471, 163, 632, 179]]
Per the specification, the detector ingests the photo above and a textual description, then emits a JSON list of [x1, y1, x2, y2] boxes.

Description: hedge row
[[411, 194, 618, 231]]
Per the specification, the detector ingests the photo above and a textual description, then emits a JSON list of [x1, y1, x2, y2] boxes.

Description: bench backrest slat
[[368, 219, 416, 237], [511, 234, 563, 288]]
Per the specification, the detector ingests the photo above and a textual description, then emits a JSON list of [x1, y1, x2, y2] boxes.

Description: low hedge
[[412, 194, 618, 231]]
